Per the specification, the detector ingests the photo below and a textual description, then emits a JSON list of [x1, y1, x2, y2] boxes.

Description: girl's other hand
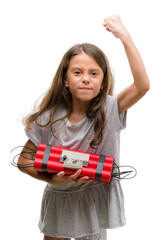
[[103, 14, 129, 41], [50, 169, 93, 185]]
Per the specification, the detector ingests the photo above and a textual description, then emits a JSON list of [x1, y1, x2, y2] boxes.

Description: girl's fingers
[[75, 176, 90, 183], [55, 170, 92, 184], [57, 171, 65, 177], [106, 25, 111, 31], [70, 169, 82, 180], [103, 19, 111, 31], [56, 170, 81, 181], [104, 16, 109, 23]]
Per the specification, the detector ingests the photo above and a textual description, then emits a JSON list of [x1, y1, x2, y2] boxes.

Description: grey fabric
[[75, 229, 107, 240], [25, 94, 127, 238]]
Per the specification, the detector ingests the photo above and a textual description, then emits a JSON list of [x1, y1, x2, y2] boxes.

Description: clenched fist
[[103, 15, 129, 41]]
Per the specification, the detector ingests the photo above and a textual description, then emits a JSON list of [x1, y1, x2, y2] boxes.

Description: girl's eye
[[74, 71, 81, 75], [91, 72, 98, 76]]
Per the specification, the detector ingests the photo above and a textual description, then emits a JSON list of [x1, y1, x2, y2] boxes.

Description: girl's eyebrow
[[71, 67, 102, 72]]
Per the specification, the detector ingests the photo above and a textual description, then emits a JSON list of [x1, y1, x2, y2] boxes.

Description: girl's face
[[65, 52, 104, 105]]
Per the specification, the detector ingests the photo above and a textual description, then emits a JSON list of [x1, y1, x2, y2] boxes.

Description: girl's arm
[[103, 15, 150, 113], [18, 140, 90, 185]]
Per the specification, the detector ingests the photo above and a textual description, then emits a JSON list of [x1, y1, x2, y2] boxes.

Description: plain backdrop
[[1, 0, 164, 239]]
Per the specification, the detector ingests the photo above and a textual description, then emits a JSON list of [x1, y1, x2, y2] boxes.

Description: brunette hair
[[24, 43, 114, 148]]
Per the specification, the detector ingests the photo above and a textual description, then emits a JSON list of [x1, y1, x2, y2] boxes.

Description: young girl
[[18, 15, 150, 240]]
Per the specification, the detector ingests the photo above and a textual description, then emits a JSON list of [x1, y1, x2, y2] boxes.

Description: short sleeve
[[25, 122, 42, 147], [105, 94, 127, 131]]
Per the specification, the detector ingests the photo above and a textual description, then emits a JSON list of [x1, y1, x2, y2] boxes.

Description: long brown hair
[[24, 43, 114, 148]]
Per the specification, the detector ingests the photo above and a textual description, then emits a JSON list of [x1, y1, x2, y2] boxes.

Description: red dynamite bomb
[[34, 143, 114, 184]]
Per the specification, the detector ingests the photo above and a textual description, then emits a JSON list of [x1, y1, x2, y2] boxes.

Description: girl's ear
[[100, 82, 104, 90], [64, 79, 69, 87]]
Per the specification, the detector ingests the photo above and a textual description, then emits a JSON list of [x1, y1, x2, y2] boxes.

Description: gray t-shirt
[[25, 94, 127, 238]]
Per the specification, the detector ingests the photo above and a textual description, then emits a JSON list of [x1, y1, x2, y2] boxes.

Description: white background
[[1, 0, 164, 239]]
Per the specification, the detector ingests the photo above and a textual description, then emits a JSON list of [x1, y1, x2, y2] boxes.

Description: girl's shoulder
[[105, 94, 117, 111], [37, 104, 66, 125], [105, 94, 127, 130]]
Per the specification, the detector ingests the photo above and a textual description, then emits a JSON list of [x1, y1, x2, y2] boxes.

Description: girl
[[18, 15, 150, 240]]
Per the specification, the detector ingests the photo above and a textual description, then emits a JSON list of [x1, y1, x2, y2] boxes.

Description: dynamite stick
[[33, 143, 114, 183]]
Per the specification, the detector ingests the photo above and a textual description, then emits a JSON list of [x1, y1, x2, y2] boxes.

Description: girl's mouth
[[79, 87, 92, 91]]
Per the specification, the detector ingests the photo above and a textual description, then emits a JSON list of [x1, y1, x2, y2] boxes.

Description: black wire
[[11, 152, 34, 167], [11, 162, 34, 168], [11, 145, 36, 153], [120, 165, 137, 179], [112, 163, 137, 180], [21, 151, 36, 160], [11, 146, 36, 168], [113, 162, 121, 178], [22, 150, 36, 156]]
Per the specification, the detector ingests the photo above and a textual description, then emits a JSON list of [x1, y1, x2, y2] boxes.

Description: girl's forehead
[[68, 52, 102, 71]]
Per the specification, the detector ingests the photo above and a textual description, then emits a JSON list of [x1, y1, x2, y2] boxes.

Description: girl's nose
[[82, 74, 90, 83]]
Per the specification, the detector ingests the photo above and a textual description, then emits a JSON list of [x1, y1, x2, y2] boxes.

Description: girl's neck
[[72, 99, 90, 115], [67, 100, 89, 125]]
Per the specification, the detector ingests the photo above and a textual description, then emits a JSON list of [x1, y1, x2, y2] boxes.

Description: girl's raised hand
[[103, 15, 129, 40], [50, 169, 93, 185]]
